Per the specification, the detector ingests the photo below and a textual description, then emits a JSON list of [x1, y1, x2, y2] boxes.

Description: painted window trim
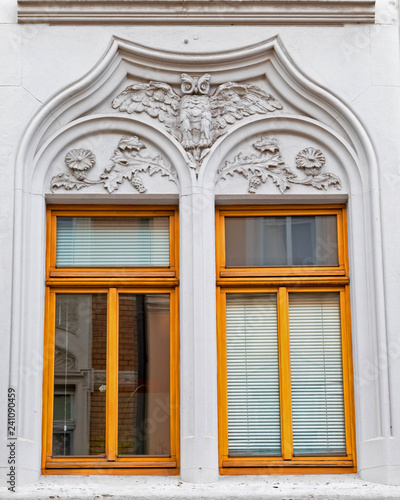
[[216, 205, 356, 475], [42, 205, 180, 475]]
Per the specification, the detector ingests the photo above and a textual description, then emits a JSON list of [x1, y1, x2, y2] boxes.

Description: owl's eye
[[197, 74, 211, 94], [183, 83, 192, 92]]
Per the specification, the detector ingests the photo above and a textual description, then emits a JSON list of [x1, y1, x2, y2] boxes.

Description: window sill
[[4, 474, 399, 499]]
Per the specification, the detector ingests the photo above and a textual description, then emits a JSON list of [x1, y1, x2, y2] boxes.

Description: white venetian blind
[[56, 217, 169, 267], [289, 292, 346, 456], [226, 294, 281, 456]]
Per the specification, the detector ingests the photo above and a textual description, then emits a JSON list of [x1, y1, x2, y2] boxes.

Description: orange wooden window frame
[[42, 206, 180, 475], [46, 205, 179, 281], [216, 205, 356, 475], [216, 204, 349, 282]]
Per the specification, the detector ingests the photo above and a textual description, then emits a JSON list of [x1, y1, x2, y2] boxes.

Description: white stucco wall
[[1, 0, 400, 495]]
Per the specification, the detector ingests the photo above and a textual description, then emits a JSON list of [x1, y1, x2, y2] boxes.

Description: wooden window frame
[[46, 205, 179, 281], [216, 205, 348, 282], [42, 205, 180, 475], [216, 205, 356, 475]]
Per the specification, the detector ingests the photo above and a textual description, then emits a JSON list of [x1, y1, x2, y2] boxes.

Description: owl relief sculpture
[[112, 73, 283, 170]]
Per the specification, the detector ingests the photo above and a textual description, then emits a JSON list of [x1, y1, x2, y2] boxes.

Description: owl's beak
[[192, 78, 199, 94]]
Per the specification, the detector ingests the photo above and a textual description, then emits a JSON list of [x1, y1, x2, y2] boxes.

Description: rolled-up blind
[[56, 216, 169, 267], [226, 294, 281, 456], [289, 292, 346, 456]]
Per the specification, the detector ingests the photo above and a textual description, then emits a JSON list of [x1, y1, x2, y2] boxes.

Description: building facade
[[1, 0, 400, 496]]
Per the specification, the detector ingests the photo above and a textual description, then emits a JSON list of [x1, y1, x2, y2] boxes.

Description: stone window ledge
[[18, 0, 375, 25], [3, 475, 400, 499]]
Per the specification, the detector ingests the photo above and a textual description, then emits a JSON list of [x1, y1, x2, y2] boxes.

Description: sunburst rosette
[[295, 147, 326, 176], [65, 148, 96, 180]]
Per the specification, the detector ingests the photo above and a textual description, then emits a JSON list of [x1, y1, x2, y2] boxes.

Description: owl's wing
[[112, 81, 181, 137], [210, 82, 283, 139]]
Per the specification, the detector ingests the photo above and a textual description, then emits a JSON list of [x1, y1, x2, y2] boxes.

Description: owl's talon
[[183, 140, 195, 150], [200, 139, 212, 148]]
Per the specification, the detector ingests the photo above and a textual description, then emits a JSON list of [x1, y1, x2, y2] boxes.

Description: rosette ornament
[[65, 149, 96, 180], [295, 148, 326, 176]]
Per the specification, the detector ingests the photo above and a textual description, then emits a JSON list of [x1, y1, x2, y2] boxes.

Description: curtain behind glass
[[289, 293, 346, 456], [57, 217, 169, 267], [226, 294, 281, 456]]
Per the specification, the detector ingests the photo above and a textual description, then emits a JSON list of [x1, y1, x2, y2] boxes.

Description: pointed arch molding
[[12, 36, 393, 485]]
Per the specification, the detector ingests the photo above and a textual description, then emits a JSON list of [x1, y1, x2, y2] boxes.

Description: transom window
[[224, 214, 338, 267], [216, 205, 356, 474]]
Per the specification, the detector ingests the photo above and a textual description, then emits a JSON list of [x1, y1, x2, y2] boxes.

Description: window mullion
[[106, 288, 118, 461], [277, 287, 293, 460]]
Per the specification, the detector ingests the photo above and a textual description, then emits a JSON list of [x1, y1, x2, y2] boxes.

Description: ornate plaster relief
[[30, 36, 364, 175], [217, 137, 342, 193], [112, 73, 282, 173], [50, 135, 177, 193]]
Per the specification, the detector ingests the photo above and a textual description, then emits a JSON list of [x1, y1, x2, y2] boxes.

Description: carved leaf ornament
[[50, 136, 178, 193], [217, 137, 342, 193]]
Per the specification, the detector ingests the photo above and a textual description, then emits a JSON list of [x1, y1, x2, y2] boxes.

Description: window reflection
[[52, 294, 107, 457], [225, 215, 338, 267], [118, 294, 171, 456]]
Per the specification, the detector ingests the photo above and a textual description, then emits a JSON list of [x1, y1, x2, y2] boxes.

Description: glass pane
[[289, 293, 346, 456], [53, 294, 107, 457], [226, 294, 281, 456], [56, 216, 169, 267], [225, 215, 338, 267], [118, 294, 170, 456]]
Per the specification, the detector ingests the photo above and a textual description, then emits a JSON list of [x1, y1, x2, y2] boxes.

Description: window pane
[[56, 217, 169, 267], [118, 294, 170, 456], [289, 293, 346, 456], [225, 216, 338, 267], [226, 294, 281, 456], [53, 294, 107, 457]]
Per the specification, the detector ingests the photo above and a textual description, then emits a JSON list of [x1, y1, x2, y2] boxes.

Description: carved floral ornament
[[217, 137, 342, 193], [50, 135, 178, 193]]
